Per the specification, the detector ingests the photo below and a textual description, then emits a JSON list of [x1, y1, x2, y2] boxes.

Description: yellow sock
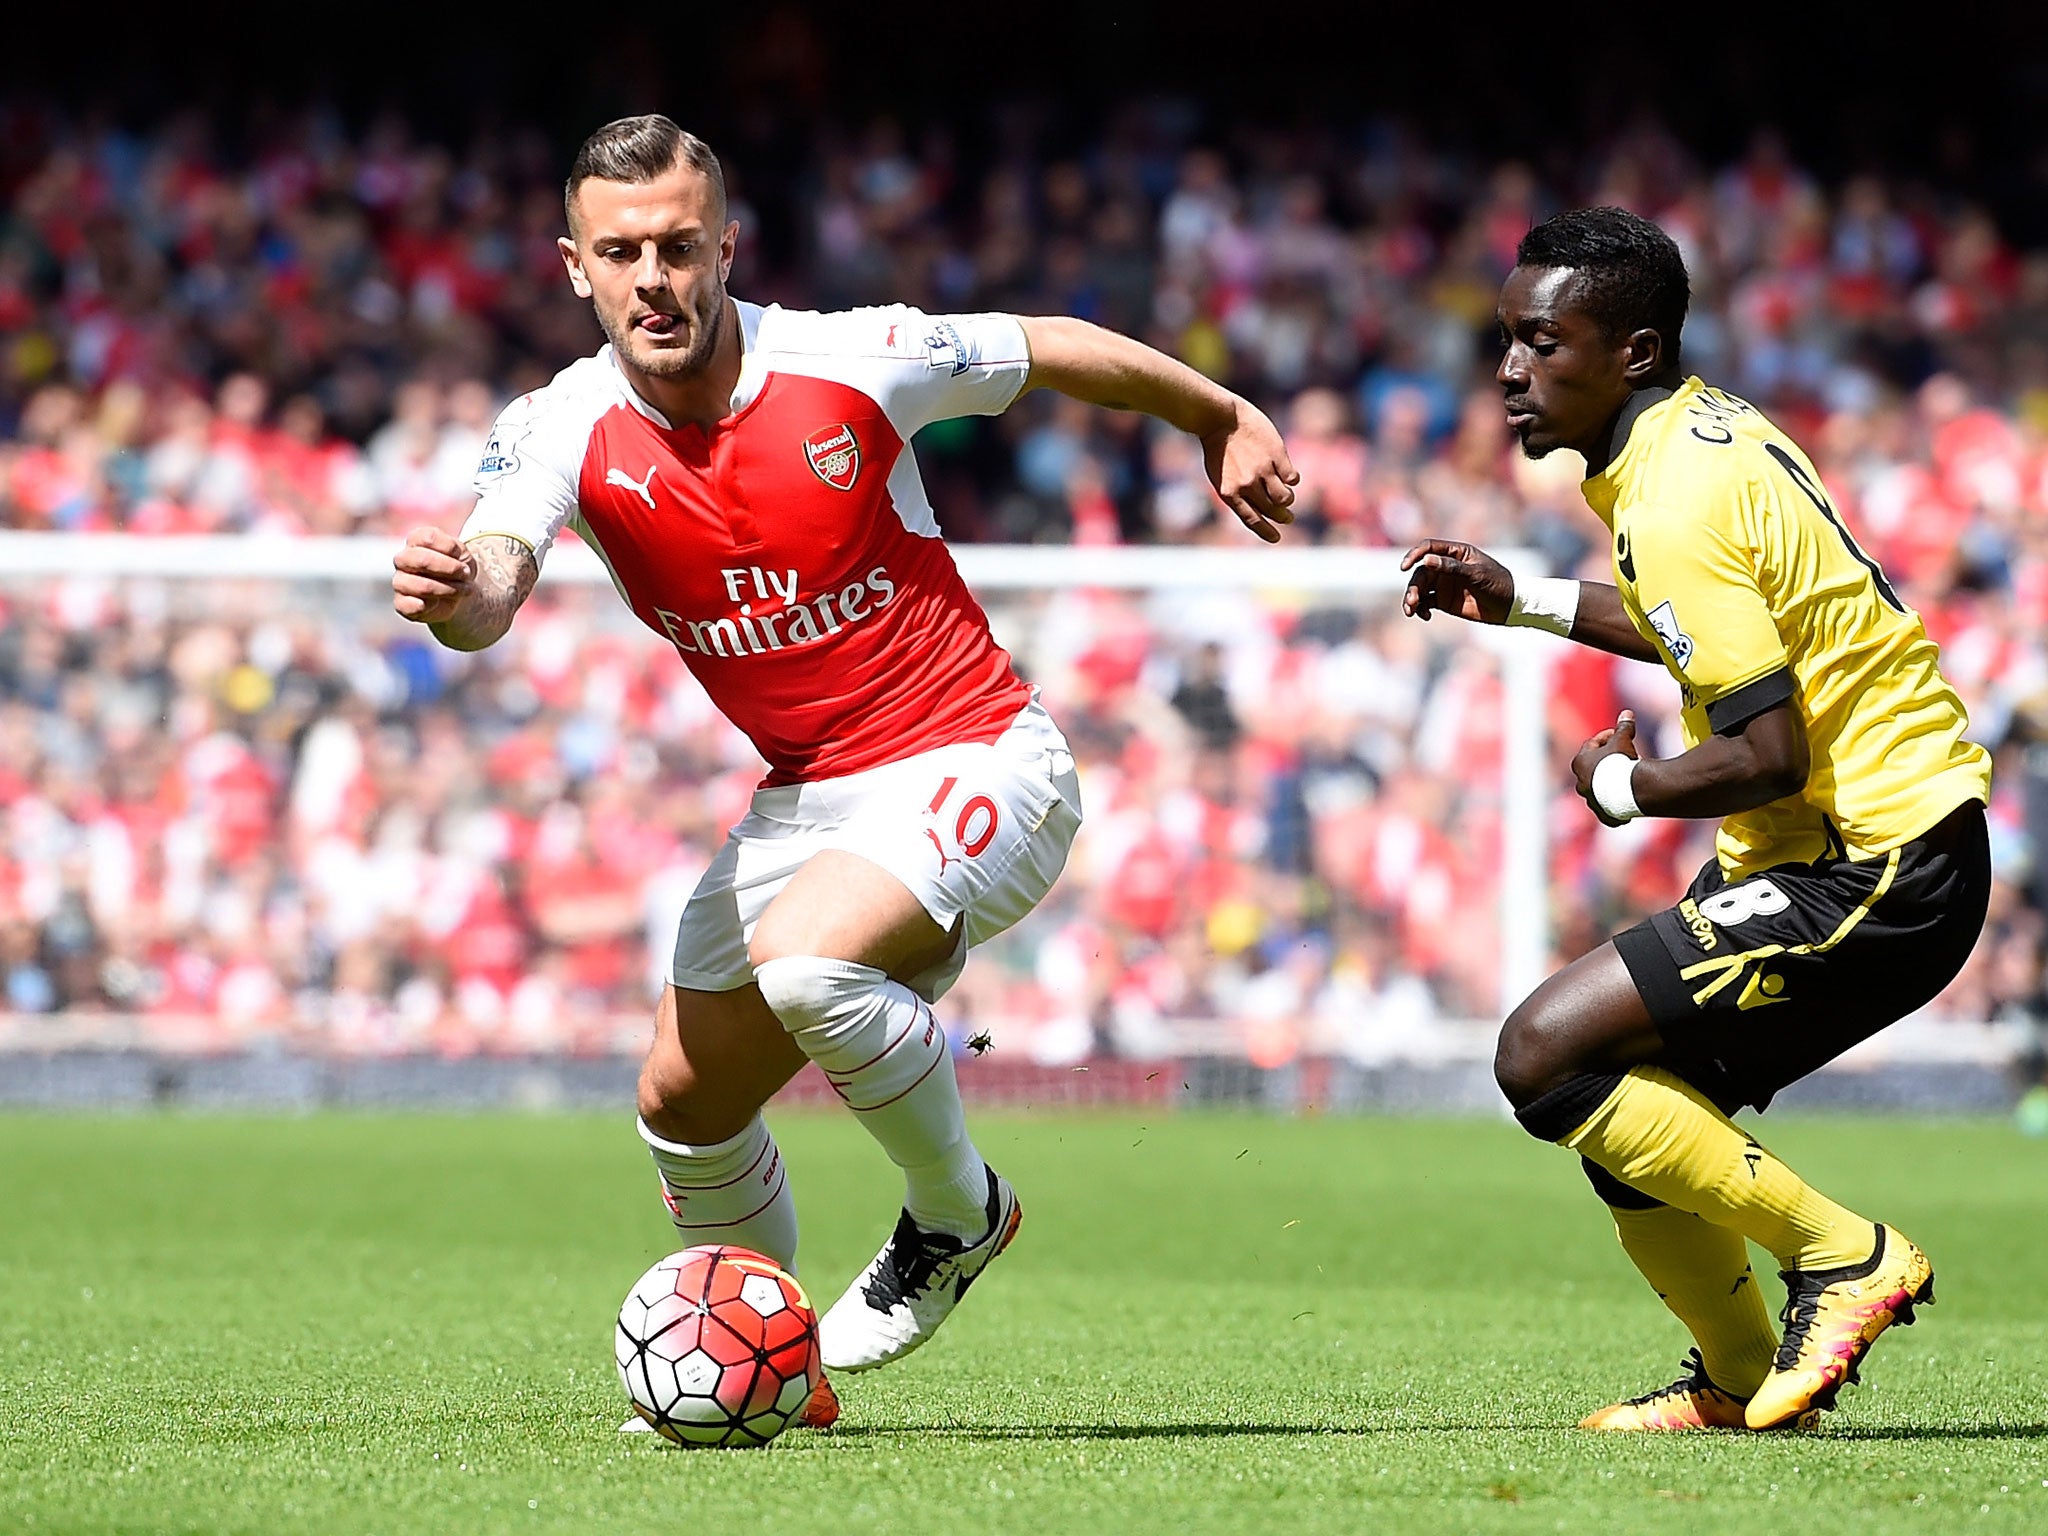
[[1611, 1203, 1777, 1397], [1562, 1066, 1875, 1271]]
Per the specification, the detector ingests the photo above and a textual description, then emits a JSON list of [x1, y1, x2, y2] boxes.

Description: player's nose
[[632, 245, 669, 292]]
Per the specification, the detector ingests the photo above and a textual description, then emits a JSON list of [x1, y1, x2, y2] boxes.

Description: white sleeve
[[458, 390, 581, 564], [867, 306, 1032, 437]]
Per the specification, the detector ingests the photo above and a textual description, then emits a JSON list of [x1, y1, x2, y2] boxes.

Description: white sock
[[753, 955, 991, 1240], [637, 1115, 799, 1271]]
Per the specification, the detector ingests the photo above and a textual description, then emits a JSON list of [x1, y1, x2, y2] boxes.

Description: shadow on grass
[[813, 1420, 2048, 1445], [816, 1421, 1529, 1442], [1824, 1423, 2048, 1443]]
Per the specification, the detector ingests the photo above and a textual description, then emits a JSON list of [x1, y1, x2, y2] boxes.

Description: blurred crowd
[[5, 103, 2048, 552], [2, 101, 2047, 1063], [0, 572, 1512, 1058]]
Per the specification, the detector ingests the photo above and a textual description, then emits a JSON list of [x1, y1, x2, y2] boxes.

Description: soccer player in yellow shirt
[[1401, 207, 1992, 1432]]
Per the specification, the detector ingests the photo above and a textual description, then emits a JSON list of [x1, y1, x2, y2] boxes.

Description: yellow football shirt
[[1580, 376, 1991, 878]]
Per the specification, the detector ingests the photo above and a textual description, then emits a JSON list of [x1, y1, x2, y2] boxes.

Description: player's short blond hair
[[564, 115, 726, 232]]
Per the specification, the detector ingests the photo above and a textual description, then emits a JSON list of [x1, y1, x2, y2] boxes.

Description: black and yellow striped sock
[[1523, 1066, 1875, 1272]]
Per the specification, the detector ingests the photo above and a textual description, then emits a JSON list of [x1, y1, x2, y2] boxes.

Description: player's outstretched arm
[[391, 529, 538, 652], [1017, 315, 1297, 543], [1399, 539, 1660, 662]]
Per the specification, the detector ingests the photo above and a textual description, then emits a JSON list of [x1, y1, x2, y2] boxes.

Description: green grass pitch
[[3, 1109, 2044, 1535]]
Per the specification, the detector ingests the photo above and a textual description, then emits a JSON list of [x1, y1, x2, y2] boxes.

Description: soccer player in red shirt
[[392, 116, 1297, 1413]]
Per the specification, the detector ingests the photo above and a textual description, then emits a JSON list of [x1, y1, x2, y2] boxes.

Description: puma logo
[[924, 828, 956, 876], [1731, 1271, 1752, 1294], [1743, 1142, 1764, 1178], [606, 464, 658, 509]]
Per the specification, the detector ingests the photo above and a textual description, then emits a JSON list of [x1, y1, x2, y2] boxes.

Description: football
[[614, 1245, 823, 1448]]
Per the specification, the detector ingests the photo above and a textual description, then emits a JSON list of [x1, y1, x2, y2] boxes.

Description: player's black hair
[[565, 115, 726, 230], [1516, 208, 1689, 364]]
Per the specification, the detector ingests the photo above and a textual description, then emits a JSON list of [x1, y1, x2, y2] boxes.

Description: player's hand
[[1400, 539, 1515, 624], [1202, 401, 1299, 543], [392, 526, 477, 624], [1572, 710, 1640, 827]]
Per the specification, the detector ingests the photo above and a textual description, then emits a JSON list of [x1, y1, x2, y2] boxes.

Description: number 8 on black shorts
[[1612, 801, 1990, 1112]]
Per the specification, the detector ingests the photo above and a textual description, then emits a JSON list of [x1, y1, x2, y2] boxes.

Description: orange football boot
[[1579, 1349, 1800, 1431], [1746, 1223, 1934, 1430]]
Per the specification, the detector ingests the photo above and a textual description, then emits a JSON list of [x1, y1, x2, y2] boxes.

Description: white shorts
[[670, 696, 1084, 1001]]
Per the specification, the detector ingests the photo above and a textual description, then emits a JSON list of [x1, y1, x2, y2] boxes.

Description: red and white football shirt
[[461, 302, 1034, 785]]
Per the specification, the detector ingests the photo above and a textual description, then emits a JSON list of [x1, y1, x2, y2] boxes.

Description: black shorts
[[1612, 800, 1991, 1112]]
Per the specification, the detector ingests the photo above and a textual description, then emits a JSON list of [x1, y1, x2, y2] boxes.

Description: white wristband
[[1505, 577, 1581, 636], [1591, 753, 1643, 823]]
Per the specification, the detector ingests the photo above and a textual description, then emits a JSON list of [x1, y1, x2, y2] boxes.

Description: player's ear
[[718, 220, 738, 281], [559, 236, 594, 300], [1622, 326, 1665, 384]]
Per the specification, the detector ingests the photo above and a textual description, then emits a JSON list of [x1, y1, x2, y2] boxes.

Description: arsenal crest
[[803, 423, 861, 491]]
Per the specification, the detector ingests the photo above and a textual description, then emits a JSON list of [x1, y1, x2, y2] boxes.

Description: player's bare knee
[[637, 1066, 752, 1145], [1492, 1023, 1538, 1109], [637, 1035, 737, 1142], [1494, 1002, 1570, 1110], [635, 1053, 692, 1134]]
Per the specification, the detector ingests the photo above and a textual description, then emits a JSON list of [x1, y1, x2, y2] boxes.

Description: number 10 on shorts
[[927, 776, 1001, 868]]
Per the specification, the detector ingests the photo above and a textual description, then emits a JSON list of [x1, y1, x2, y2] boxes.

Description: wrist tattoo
[[431, 534, 537, 650]]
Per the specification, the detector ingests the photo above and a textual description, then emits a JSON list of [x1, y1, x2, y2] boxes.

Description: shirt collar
[[1580, 378, 1700, 523], [729, 300, 768, 413]]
